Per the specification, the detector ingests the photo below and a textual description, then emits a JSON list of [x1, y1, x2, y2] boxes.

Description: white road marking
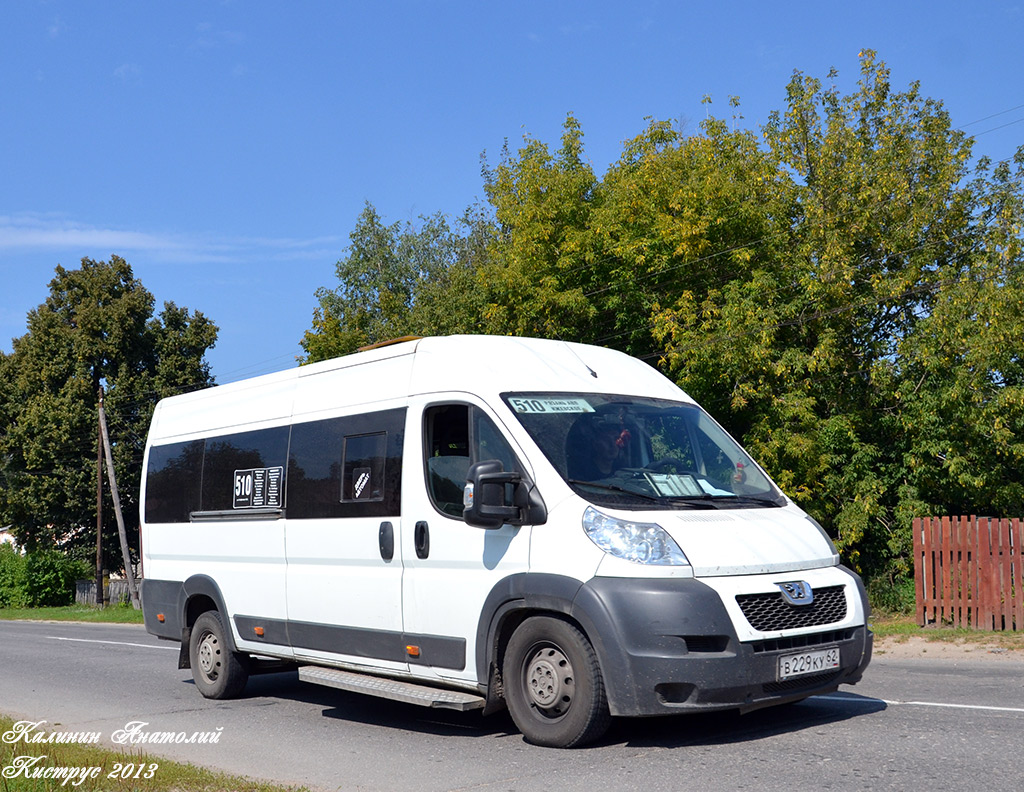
[[37, 643, 1024, 714], [48, 636, 178, 651], [816, 693, 1024, 714]]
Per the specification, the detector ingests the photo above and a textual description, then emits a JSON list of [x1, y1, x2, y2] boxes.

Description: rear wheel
[[189, 610, 249, 699], [504, 616, 610, 748]]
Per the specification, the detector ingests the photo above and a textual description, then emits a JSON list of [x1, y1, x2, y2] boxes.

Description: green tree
[[0, 543, 28, 608], [480, 115, 599, 339], [654, 51, 998, 589], [591, 111, 799, 360], [0, 257, 218, 562], [897, 152, 1024, 519], [23, 549, 89, 607], [300, 204, 489, 362]]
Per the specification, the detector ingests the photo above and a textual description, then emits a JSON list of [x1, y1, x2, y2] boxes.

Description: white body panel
[[148, 374, 297, 441], [292, 349, 415, 417], [284, 514, 407, 671], [399, 393, 532, 685], [284, 389, 409, 672], [146, 521, 291, 656]]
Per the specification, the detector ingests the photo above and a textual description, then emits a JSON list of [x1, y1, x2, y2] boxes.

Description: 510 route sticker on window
[[508, 397, 595, 414], [233, 467, 283, 509]]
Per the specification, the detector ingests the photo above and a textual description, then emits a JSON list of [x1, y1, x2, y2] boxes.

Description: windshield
[[504, 393, 785, 510]]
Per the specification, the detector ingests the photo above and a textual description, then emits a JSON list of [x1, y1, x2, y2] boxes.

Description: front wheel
[[189, 610, 249, 699], [503, 616, 610, 748]]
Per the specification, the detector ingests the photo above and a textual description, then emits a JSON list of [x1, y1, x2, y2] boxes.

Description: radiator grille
[[763, 671, 841, 694], [736, 585, 847, 632], [751, 628, 855, 654]]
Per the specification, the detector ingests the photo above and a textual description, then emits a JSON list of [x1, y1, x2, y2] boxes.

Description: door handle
[[414, 521, 430, 559], [379, 521, 394, 561]]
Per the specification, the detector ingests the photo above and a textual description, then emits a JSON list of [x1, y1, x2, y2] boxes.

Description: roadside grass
[[870, 610, 1024, 650], [0, 714, 308, 792], [0, 604, 144, 624]]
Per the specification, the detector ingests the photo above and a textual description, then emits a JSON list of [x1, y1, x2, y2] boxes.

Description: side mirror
[[463, 459, 546, 529]]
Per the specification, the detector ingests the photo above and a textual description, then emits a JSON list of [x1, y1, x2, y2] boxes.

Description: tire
[[503, 616, 611, 748], [189, 610, 249, 699]]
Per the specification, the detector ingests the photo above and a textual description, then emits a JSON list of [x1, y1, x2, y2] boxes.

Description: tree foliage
[[479, 116, 599, 339], [0, 544, 28, 608], [299, 204, 488, 361], [653, 52, 986, 581], [0, 257, 218, 563], [303, 52, 1024, 597], [897, 153, 1024, 518]]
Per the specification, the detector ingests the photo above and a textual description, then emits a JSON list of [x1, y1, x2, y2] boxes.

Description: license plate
[[778, 647, 841, 680]]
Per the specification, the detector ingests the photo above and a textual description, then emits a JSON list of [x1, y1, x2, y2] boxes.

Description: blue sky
[[2, 1, 1022, 383]]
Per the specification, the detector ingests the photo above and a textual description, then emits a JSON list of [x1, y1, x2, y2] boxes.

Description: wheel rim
[[522, 644, 575, 719], [197, 630, 221, 681]]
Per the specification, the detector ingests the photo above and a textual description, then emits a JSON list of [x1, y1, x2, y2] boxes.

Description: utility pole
[[98, 387, 141, 609], [95, 398, 103, 606]]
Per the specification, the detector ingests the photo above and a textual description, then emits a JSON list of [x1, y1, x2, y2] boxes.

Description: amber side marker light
[[254, 627, 265, 637], [406, 645, 421, 658], [156, 613, 165, 623]]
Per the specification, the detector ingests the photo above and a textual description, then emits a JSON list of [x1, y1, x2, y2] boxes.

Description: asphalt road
[[2, 621, 1023, 791]]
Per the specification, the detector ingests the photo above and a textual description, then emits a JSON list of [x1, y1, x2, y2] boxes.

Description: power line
[[962, 103, 1024, 128], [973, 117, 1024, 138]]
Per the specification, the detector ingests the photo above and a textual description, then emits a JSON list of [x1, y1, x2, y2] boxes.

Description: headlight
[[582, 506, 690, 566]]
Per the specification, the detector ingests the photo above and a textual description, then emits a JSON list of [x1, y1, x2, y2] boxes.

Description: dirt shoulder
[[873, 632, 1024, 661]]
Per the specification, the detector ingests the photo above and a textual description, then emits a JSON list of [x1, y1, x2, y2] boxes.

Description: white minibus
[[140, 335, 871, 747]]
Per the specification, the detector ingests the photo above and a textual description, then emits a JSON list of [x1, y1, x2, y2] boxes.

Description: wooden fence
[[914, 516, 1024, 631], [75, 578, 133, 606]]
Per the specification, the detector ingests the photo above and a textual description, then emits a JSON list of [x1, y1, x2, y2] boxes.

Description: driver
[[567, 413, 632, 481]]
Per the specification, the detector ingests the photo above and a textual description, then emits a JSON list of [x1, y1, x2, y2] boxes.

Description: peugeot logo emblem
[[777, 581, 814, 606]]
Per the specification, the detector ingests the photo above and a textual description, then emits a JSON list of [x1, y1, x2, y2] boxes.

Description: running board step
[[298, 666, 486, 711]]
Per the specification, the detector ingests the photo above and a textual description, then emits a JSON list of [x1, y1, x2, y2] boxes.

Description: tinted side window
[[145, 440, 204, 523], [201, 426, 291, 512], [424, 405, 471, 517], [287, 418, 342, 519], [342, 433, 387, 503], [474, 410, 521, 475], [424, 404, 521, 518], [288, 409, 404, 519]]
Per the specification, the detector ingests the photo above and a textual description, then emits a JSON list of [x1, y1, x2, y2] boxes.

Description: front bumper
[[571, 576, 873, 717]]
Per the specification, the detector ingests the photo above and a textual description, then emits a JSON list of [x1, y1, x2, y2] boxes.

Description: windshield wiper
[[568, 480, 660, 501], [708, 495, 784, 509], [664, 494, 722, 509], [568, 480, 715, 508]]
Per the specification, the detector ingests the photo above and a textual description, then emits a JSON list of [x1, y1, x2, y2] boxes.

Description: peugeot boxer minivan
[[140, 335, 872, 747]]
